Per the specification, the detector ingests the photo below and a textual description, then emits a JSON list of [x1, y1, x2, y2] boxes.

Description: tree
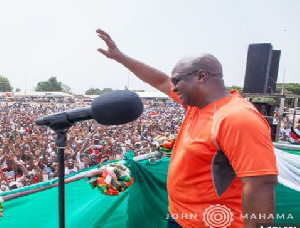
[[0, 76, 13, 92], [276, 83, 300, 95], [15, 88, 21, 92], [85, 88, 101, 95], [101, 88, 113, 94], [225, 83, 300, 95], [62, 84, 72, 94], [226, 85, 243, 92], [276, 83, 300, 107], [85, 88, 113, 95], [35, 77, 63, 92]]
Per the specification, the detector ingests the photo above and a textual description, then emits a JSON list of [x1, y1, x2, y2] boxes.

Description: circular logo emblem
[[203, 204, 234, 228]]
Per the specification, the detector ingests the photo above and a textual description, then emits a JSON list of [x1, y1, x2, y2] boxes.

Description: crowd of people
[[0, 98, 299, 193], [0, 99, 185, 192]]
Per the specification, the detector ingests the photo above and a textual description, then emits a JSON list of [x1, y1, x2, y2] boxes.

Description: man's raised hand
[[96, 28, 171, 96], [96, 29, 123, 61]]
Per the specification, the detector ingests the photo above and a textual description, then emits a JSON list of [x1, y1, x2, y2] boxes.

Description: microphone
[[91, 90, 144, 125], [35, 90, 144, 129], [35, 107, 92, 126]]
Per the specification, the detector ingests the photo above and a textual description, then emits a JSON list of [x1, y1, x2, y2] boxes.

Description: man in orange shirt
[[96, 29, 278, 228]]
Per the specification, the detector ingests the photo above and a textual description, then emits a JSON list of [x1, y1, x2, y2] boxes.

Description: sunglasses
[[170, 69, 200, 86], [171, 69, 222, 86]]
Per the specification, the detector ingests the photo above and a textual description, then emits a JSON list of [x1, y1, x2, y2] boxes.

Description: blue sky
[[0, 0, 299, 94]]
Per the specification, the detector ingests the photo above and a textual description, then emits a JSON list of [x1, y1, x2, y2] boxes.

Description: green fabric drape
[[0, 150, 299, 227]]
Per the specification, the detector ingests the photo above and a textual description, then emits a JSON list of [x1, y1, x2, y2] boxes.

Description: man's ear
[[198, 71, 209, 83]]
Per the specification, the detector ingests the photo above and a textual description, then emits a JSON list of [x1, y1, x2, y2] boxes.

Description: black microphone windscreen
[[91, 90, 144, 125]]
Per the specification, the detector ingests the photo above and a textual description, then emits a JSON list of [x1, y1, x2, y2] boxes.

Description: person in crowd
[[0, 82, 185, 191], [96, 28, 278, 227], [65, 159, 78, 175]]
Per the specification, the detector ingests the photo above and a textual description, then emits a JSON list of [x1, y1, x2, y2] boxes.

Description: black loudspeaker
[[252, 102, 276, 141], [269, 124, 277, 141], [252, 102, 267, 115], [243, 43, 273, 93], [267, 50, 281, 93], [252, 102, 275, 117]]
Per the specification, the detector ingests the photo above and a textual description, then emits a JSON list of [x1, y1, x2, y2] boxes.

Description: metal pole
[[276, 97, 285, 142], [56, 130, 67, 228], [58, 147, 65, 228], [281, 68, 286, 95], [292, 97, 298, 126]]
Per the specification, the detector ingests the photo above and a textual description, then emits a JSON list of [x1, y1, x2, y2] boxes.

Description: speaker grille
[[243, 43, 273, 93], [267, 50, 281, 93]]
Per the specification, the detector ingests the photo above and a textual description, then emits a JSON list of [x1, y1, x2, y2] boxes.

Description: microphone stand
[[56, 129, 67, 228], [45, 113, 74, 228]]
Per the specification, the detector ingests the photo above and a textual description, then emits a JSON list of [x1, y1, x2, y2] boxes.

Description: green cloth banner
[[0, 149, 299, 227]]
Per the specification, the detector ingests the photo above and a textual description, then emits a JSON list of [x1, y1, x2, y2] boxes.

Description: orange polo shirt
[[167, 90, 278, 228]]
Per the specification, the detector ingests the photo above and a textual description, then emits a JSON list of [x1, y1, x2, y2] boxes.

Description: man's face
[[15, 149, 21, 156], [68, 161, 74, 169], [134, 143, 141, 149], [82, 157, 89, 165], [9, 151, 15, 158], [53, 164, 58, 170], [24, 150, 31, 160], [6, 175, 14, 184], [171, 68, 201, 107]]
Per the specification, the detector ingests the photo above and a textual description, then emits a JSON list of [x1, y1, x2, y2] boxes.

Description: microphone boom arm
[[35, 107, 91, 130]]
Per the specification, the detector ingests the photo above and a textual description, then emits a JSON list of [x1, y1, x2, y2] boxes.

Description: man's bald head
[[172, 53, 223, 77], [171, 53, 228, 108]]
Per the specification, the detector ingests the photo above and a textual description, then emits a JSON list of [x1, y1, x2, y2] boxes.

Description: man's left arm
[[240, 175, 278, 228]]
